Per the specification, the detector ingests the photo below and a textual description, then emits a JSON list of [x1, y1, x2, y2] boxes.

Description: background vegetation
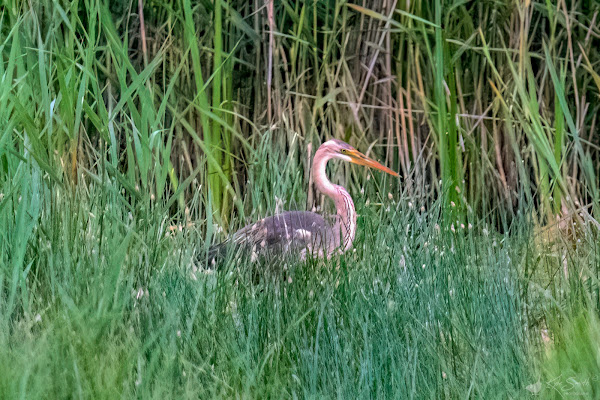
[[1, 0, 600, 397]]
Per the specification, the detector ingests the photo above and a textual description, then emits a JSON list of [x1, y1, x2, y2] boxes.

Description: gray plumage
[[208, 211, 344, 262]]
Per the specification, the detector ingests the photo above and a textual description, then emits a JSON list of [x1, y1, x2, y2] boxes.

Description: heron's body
[[207, 139, 397, 263]]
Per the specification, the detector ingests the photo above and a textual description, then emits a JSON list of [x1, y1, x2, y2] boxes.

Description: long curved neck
[[312, 148, 357, 251]]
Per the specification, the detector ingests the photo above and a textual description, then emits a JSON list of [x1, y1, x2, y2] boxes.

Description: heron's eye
[[340, 149, 347, 154]]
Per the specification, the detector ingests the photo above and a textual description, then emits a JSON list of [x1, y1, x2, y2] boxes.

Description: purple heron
[[208, 139, 398, 263]]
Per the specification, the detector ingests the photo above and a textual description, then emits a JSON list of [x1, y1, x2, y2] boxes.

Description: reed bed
[[1, 0, 600, 397]]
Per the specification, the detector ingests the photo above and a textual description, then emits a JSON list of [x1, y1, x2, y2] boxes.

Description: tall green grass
[[2, 146, 599, 396], [0, 159, 555, 397], [1, 0, 600, 398], [4, 0, 597, 223]]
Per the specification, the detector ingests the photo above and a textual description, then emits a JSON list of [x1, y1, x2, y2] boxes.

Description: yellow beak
[[346, 150, 399, 177]]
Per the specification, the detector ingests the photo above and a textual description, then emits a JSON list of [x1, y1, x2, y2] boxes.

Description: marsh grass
[[2, 148, 599, 397], [0, 171, 547, 398], [2, 0, 600, 398]]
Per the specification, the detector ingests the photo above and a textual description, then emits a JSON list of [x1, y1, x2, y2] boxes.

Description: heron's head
[[320, 139, 399, 177]]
